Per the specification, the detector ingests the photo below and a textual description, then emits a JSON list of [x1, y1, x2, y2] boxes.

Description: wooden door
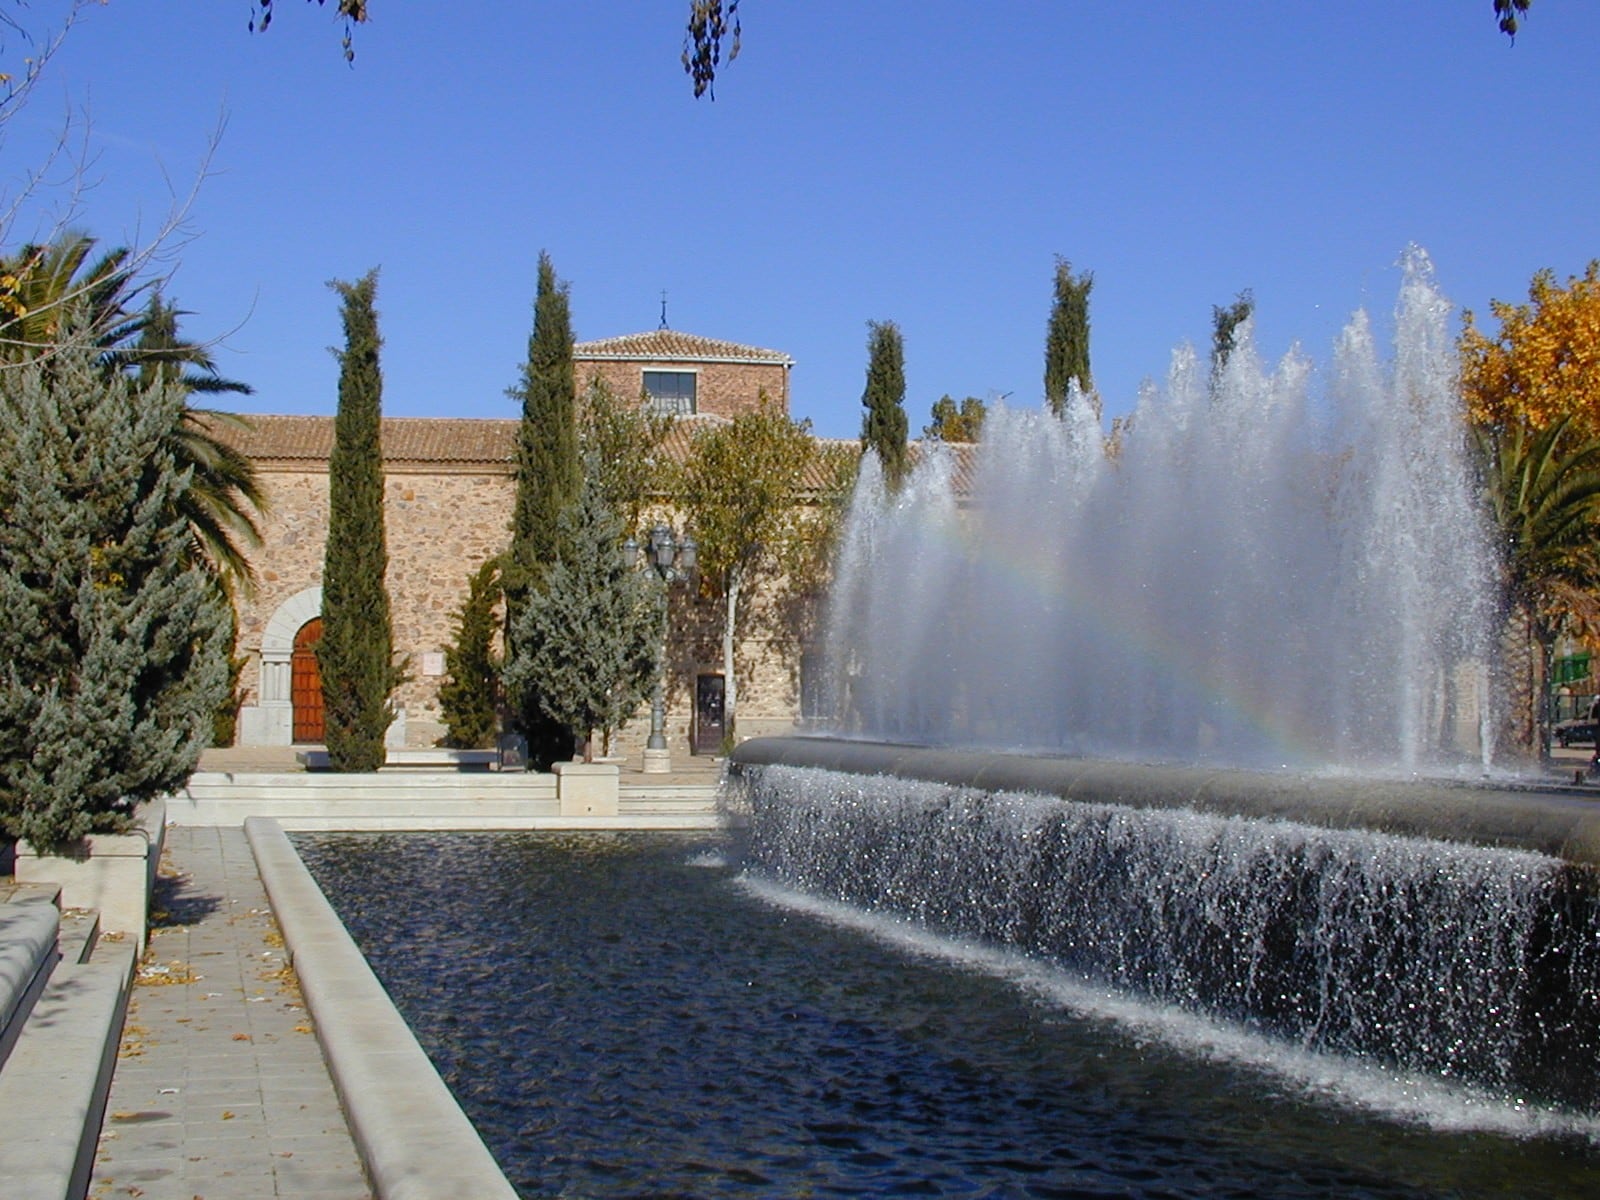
[[291, 619, 325, 744]]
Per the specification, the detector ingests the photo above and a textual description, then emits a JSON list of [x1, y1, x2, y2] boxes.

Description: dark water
[[295, 832, 1600, 1199]]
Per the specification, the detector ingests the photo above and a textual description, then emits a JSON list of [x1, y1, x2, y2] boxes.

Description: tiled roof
[[574, 329, 793, 366], [202, 413, 973, 496], [909, 439, 979, 497], [203, 413, 749, 473], [201, 414, 520, 466]]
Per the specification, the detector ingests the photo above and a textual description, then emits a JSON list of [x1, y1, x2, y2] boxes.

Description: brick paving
[[89, 826, 370, 1200]]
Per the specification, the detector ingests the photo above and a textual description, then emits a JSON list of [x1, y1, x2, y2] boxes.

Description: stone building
[[574, 329, 792, 418], [225, 330, 818, 758]]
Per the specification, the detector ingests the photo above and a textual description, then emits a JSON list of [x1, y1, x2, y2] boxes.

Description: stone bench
[[296, 748, 500, 772]]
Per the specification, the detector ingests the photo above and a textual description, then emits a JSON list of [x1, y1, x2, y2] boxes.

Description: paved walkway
[[1548, 742, 1600, 783], [90, 826, 370, 1200]]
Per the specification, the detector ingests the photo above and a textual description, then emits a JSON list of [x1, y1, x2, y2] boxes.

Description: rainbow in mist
[[819, 249, 1498, 774]]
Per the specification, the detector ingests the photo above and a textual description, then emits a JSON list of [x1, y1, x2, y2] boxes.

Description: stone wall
[[235, 465, 516, 745], [232, 461, 811, 755], [577, 357, 790, 419]]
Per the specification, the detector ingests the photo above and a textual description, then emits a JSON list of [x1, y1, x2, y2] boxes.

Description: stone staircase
[[620, 780, 734, 826], [171, 769, 728, 830], [0, 881, 137, 1200]]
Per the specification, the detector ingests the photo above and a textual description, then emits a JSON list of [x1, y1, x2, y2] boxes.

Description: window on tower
[[643, 370, 697, 416]]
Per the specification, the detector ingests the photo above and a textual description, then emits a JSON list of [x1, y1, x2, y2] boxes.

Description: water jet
[[822, 248, 1496, 773], [730, 252, 1600, 1126]]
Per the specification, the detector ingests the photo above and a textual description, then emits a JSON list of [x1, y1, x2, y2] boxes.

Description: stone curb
[[14, 797, 167, 952], [245, 816, 519, 1200]]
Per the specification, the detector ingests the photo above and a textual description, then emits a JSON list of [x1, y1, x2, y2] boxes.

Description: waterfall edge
[[729, 736, 1600, 867]]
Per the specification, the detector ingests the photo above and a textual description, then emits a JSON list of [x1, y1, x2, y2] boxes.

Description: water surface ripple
[[295, 832, 1600, 1198]]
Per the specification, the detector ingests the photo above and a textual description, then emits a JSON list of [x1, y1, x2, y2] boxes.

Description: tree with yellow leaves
[[676, 396, 818, 751], [1461, 261, 1600, 438], [1462, 261, 1600, 761]]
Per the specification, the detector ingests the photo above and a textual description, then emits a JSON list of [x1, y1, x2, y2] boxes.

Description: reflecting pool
[[296, 832, 1600, 1199]]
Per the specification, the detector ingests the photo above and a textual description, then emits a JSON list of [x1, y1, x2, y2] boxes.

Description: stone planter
[[14, 797, 166, 953], [552, 762, 619, 817]]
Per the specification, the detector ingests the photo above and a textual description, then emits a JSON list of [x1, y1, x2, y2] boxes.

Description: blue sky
[[4, 2, 1597, 439]]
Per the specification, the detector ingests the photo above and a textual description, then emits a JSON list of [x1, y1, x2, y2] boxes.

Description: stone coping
[[13, 797, 166, 951], [245, 816, 519, 1199]]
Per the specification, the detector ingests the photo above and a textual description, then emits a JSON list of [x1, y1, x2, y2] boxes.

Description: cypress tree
[[1044, 257, 1095, 418], [438, 559, 502, 749], [505, 252, 581, 768], [860, 319, 908, 490], [0, 316, 230, 850], [1210, 288, 1255, 391], [317, 269, 400, 772], [503, 469, 662, 761]]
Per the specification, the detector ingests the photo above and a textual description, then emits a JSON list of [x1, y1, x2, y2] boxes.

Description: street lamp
[[626, 523, 696, 773]]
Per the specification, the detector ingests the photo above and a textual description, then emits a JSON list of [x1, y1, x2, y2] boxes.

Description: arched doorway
[[237, 585, 322, 746], [291, 619, 325, 744]]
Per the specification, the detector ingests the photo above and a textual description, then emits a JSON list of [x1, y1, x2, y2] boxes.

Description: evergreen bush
[[439, 559, 502, 749], [504, 471, 662, 760], [0, 321, 230, 849]]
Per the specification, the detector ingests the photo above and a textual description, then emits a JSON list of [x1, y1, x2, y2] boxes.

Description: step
[[172, 776, 721, 829], [296, 747, 502, 771], [0, 923, 135, 1200], [0, 886, 61, 1072], [58, 908, 102, 966]]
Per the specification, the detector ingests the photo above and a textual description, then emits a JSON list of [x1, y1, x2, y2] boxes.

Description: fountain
[[822, 248, 1496, 772], [286, 252, 1600, 1195], [730, 250, 1600, 1125]]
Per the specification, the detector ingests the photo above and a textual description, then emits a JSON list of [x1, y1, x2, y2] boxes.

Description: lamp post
[[627, 523, 696, 773]]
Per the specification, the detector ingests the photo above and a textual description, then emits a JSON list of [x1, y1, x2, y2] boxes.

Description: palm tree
[[1473, 415, 1600, 759], [0, 232, 146, 361], [128, 293, 268, 589], [0, 232, 267, 590]]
